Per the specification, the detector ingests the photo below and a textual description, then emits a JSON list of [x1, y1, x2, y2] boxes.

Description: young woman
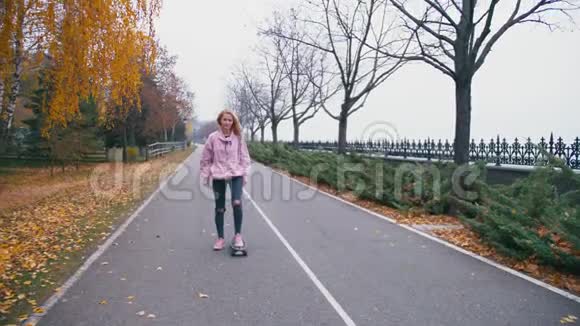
[[200, 109, 251, 251]]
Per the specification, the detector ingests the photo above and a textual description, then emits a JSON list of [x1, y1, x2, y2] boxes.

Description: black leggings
[[212, 176, 243, 238]]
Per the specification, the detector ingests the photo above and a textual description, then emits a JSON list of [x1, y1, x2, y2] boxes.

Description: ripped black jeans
[[212, 176, 243, 239]]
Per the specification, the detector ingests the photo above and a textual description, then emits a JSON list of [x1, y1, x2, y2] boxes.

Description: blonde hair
[[217, 109, 242, 137]]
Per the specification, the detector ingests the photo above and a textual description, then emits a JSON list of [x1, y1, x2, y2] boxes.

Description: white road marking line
[[257, 161, 580, 304], [244, 188, 357, 326]]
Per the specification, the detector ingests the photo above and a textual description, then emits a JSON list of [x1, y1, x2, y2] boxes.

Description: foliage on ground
[[0, 148, 193, 324]]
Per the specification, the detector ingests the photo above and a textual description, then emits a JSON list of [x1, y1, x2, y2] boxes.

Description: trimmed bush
[[248, 142, 580, 274]]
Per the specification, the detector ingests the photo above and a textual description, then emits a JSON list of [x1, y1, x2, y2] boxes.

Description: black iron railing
[[290, 133, 580, 170]]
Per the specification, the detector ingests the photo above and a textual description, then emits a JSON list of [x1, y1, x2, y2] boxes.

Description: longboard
[[229, 241, 248, 257]]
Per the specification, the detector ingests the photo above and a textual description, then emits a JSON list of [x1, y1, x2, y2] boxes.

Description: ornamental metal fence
[[290, 134, 580, 170]]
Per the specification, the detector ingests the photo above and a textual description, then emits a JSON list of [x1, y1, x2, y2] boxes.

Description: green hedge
[[249, 142, 580, 274]]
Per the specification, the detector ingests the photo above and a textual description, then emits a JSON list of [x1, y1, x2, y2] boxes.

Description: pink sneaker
[[213, 238, 225, 250], [233, 234, 244, 248]]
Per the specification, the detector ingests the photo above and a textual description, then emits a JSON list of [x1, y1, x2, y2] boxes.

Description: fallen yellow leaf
[[561, 316, 577, 324], [99, 300, 108, 305]]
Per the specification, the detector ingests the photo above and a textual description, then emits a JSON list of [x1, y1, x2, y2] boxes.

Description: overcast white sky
[[155, 1, 580, 144]]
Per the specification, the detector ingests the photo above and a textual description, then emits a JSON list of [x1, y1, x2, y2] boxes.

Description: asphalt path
[[34, 147, 580, 326]]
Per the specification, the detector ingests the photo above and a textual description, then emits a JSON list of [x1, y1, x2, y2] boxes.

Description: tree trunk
[[0, 63, 22, 145], [271, 120, 278, 144], [3, 74, 20, 131], [293, 117, 299, 146], [337, 105, 349, 155], [171, 124, 176, 141], [77, 132, 81, 170], [0, 17, 24, 145], [0, 78, 4, 116], [454, 79, 472, 165], [260, 126, 265, 143], [128, 121, 136, 147], [453, 1, 474, 165], [122, 125, 127, 163]]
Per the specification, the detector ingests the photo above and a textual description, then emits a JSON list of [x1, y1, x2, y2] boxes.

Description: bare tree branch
[[423, 0, 458, 28], [390, 0, 455, 45], [387, 0, 578, 164]]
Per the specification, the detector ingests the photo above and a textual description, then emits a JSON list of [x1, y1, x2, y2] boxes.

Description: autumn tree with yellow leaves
[[0, 0, 162, 149], [103, 43, 195, 160]]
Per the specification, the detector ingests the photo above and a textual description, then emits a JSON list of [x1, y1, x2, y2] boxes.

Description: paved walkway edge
[[21, 155, 193, 326], [259, 162, 580, 304]]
